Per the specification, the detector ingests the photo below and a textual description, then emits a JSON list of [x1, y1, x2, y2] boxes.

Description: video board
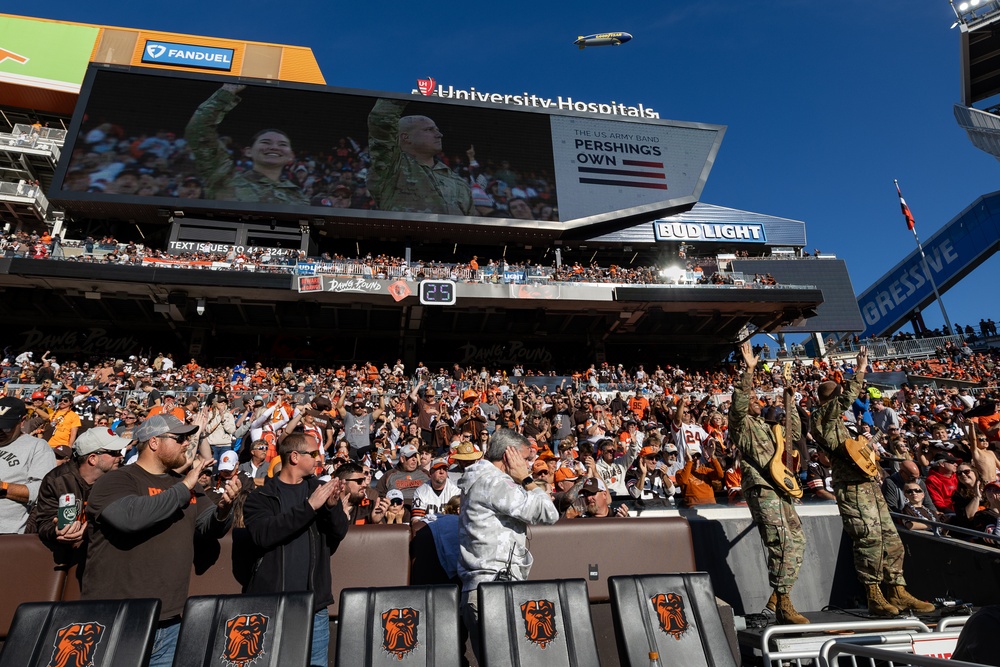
[[52, 67, 724, 230]]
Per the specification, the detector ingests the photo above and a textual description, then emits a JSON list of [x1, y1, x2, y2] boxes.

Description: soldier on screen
[[366, 98, 474, 216], [185, 83, 308, 205]]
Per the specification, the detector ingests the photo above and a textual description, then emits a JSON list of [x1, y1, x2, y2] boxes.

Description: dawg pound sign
[[47, 621, 106, 667]]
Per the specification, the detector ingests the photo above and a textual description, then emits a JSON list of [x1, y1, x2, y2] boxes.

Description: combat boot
[[775, 593, 809, 624], [866, 583, 899, 617], [765, 591, 777, 613], [885, 585, 935, 613]]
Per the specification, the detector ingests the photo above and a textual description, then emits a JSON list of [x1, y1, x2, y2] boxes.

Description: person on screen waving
[[367, 98, 474, 216], [185, 83, 308, 205]]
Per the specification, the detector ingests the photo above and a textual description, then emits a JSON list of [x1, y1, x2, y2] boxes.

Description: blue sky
[[28, 0, 1000, 334]]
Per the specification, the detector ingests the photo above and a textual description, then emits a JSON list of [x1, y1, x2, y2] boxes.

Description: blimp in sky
[[574, 32, 633, 49]]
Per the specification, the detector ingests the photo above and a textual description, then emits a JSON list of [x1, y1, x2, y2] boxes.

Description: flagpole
[[895, 179, 954, 336]]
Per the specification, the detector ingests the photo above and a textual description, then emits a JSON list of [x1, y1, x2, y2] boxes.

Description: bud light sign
[[141, 40, 234, 71]]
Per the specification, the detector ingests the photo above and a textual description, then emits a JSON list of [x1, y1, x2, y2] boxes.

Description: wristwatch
[[0, 482, 8, 499], [520, 476, 533, 489]]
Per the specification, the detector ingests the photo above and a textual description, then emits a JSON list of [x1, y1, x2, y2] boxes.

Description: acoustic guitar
[[769, 363, 803, 498], [843, 430, 884, 478]]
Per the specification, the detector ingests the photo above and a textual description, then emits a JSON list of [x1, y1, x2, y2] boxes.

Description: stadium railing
[[0, 182, 48, 213], [835, 335, 969, 361], [817, 633, 974, 667], [10, 124, 67, 145], [759, 619, 932, 667]]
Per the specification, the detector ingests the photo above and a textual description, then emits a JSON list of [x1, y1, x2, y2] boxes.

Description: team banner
[[52, 67, 724, 230]]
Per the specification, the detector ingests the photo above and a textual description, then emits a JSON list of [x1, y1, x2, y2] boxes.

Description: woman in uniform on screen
[[185, 83, 308, 205]]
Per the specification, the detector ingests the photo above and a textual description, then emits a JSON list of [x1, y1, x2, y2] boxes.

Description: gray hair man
[[457, 429, 558, 661]]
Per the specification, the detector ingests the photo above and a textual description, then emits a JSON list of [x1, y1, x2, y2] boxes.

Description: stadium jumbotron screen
[[51, 67, 724, 230]]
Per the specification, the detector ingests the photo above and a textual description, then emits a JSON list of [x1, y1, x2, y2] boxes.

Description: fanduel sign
[[653, 221, 767, 243], [142, 40, 234, 71], [413, 77, 658, 119]]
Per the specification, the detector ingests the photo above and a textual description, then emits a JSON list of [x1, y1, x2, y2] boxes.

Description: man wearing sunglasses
[[30, 428, 128, 566], [243, 433, 348, 667], [83, 414, 240, 667]]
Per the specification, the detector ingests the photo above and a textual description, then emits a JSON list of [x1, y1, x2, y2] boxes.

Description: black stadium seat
[[477, 579, 599, 667], [336, 584, 461, 667], [171, 592, 314, 667], [609, 572, 737, 667], [0, 598, 160, 667]]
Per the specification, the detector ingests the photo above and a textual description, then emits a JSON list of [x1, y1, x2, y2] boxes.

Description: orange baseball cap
[[553, 468, 579, 484]]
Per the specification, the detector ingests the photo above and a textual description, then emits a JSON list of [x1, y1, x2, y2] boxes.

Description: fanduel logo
[[141, 40, 235, 71]]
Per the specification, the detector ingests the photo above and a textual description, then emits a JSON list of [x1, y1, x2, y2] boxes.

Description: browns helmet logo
[[651, 592, 689, 640], [222, 613, 269, 667], [381, 607, 419, 659], [47, 621, 105, 667], [520, 599, 557, 649]]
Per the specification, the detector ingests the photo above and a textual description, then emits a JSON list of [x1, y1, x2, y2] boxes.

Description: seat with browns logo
[[477, 579, 599, 667], [336, 584, 460, 666], [608, 573, 737, 667], [170, 592, 314, 667], [0, 598, 160, 667]]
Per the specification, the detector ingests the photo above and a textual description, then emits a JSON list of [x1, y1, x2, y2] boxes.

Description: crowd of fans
[[1, 346, 999, 532], [2, 230, 787, 289]]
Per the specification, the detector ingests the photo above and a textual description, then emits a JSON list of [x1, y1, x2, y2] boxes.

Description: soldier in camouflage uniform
[[811, 347, 934, 617], [366, 98, 475, 216], [185, 84, 308, 205], [730, 342, 808, 624]]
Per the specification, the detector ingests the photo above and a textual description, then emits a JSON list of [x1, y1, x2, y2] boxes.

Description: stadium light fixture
[[950, 0, 1000, 31], [196, 298, 206, 316]]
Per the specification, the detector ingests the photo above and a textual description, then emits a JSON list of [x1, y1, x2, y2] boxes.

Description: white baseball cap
[[218, 450, 239, 472]]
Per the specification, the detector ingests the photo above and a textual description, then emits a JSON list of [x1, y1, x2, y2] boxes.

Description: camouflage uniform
[[811, 374, 905, 586], [730, 370, 805, 594], [185, 88, 308, 205], [366, 99, 475, 216]]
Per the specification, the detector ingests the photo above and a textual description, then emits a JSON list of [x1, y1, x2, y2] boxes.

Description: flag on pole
[[895, 180, 915, 231]]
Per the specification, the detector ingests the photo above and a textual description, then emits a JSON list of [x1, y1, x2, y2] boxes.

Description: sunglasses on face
[[903, 488, 923, 494], [344, 477, 366, 484], [162, 433, 190, 444], [253, 446, 267, 451], [295, 450, 323, 459], [389, 498, 404, 506]]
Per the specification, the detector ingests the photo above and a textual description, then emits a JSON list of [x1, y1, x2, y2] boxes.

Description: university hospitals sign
[[414, 77, 659, 119]]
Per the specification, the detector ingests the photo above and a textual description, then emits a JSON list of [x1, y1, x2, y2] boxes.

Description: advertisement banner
[[141, 40, 234, 71], [855, 192, 1000, 338], [551, 116, 721, 221], [0, 16, 99, 91], [52, 67, 724, 231], [653, 221, 767, 243], [297, 276, 389, 294]]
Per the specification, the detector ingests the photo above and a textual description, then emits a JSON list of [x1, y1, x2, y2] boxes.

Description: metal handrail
[[760, 618, 931, 665], [936, 616, 969, 632], [819, 634, 974, 667], [890, 511, 1000, 544]]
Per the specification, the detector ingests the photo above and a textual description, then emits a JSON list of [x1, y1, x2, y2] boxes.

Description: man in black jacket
[[243, 432, 348, 667]]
